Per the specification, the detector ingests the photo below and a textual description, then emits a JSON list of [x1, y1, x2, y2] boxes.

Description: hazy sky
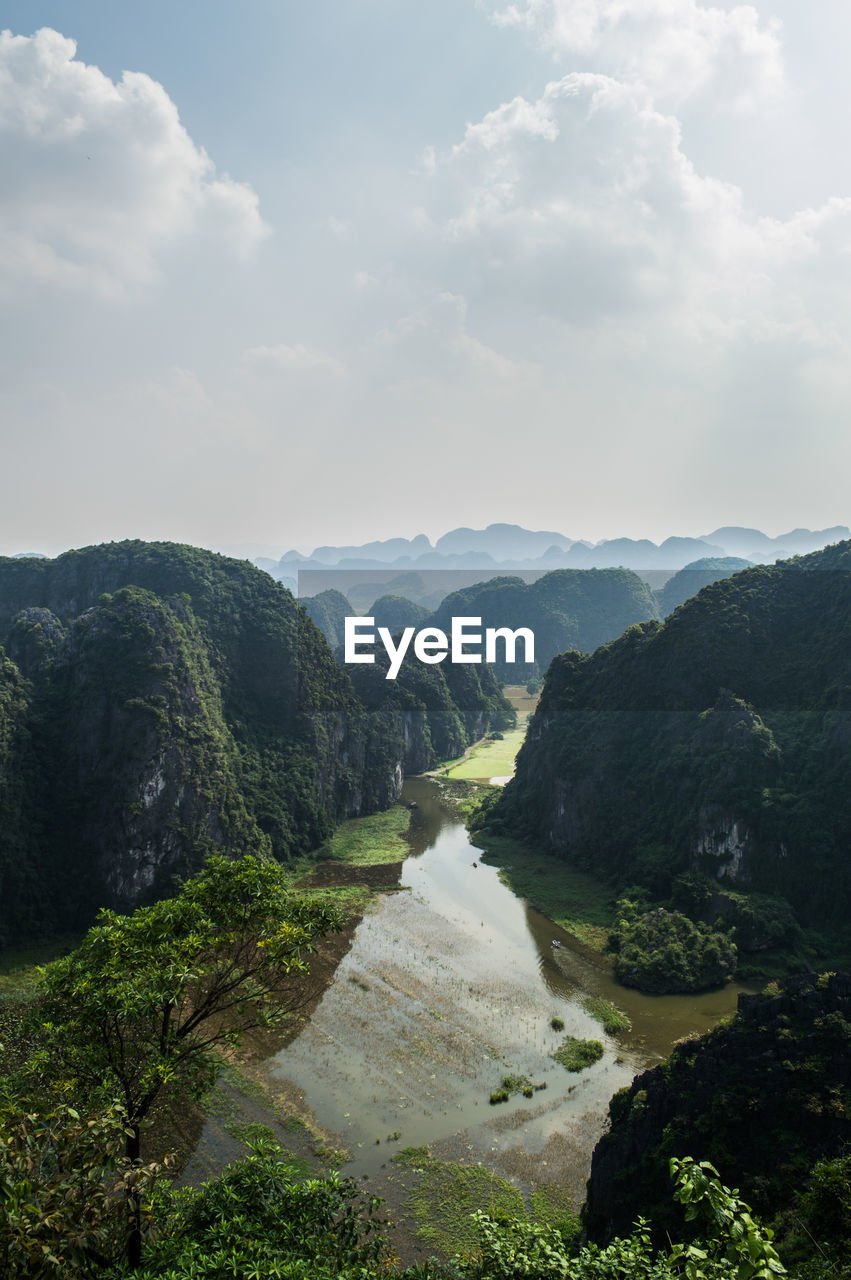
[[2, 0, 850, 556]]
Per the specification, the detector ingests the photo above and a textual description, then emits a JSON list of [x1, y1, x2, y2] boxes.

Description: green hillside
[[0, 542, 510, 942], [428, 568, 659, 681], [656, 556, 753, 615], [491, 543, 851, 930]]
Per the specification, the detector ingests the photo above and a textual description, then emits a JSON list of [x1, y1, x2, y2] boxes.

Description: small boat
[[551, 939, 562, 948], [408, 801, 418, 809]]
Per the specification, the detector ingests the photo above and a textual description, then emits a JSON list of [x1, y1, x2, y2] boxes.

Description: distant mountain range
[[256, 523, 851, 595]]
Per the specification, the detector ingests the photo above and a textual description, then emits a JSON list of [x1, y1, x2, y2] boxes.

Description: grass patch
[[442, 728, 527, 781], [394, 1146, 430, 1170], [226, 1121, 277, 1146], [404, 1155, 526, 1255], [428, 778, 498, 825], [490, 1073, 547, 1104], [282, 1115, 308, 1133], [314, 1145, 351, 1168], [0, 933, 84, 997], [551, 1035, 604, 1073], [476, 835, 615, 951], [530, 1185, 581, 1239], [298, 883, 373, 917], [315, 806, 411, 866], [501, 684, 540, 725], [582, 996, 632, 1035], [214, 1060, 268, 1103]]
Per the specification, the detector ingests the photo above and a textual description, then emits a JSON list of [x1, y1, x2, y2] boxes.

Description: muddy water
[[271, 778, 751, 1181]]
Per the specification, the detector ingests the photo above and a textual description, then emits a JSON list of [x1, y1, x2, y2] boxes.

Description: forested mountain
[[0, 542, 511, 943], [298, 569, 658, 684], [428, 568, 659, 680], [301, 587, 352, 649], [656, 556, 752, 616], [492, 543, 851, 927], [368, 593, 430, 635]]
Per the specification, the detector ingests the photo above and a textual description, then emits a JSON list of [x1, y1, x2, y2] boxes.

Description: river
[[270, 775, 751, 1195]]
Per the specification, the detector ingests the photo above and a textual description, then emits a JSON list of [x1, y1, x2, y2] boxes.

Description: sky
[[1, 0, 851, 557]]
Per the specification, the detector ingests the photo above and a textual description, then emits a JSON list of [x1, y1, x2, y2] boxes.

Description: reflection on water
[[271, 776, 750, 1176]]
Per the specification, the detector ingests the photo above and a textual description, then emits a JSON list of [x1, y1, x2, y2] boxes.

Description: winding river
[[271, 777, 750, 1194]]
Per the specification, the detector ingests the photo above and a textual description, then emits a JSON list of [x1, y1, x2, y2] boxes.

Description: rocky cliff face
[[493, 543, 851, 923], [0, 650, 39, 936], [39, 589, 265, 914], [585, 972, 851, 1242], [0, 542, 511, 942]]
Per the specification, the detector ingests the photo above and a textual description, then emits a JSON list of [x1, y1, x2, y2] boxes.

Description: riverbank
[[476, 834, 616, 954], [175, 806, 415, 1185]]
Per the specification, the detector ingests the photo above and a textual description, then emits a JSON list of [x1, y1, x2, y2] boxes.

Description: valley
[[1, 539, 849, 1277]]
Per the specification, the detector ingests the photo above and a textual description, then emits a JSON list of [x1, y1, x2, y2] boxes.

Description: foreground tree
[[0, 1101, 170, 1278], [23, 854, 343, 1268]]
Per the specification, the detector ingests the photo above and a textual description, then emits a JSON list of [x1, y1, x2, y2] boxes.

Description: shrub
[[613, 908, 737, 993]]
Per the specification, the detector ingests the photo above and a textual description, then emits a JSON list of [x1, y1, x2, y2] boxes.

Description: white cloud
[[243, 343, 347, 378], [415, 72, 851, 352], [0, 27, 267, 299], [482, 0, 783, 109], [374, 292, 540, 386]]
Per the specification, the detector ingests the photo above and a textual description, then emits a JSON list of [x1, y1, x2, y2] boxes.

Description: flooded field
[[271, 777, 750, 1193]]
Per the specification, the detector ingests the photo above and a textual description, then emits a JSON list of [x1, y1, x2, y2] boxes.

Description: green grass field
[[502, 684, 539, 724], [440, 684, 537, 782], [0, 934, 84, 997], [314, 806, 412, 865], [395, 1151, 526, 1254], [442, 727, 527, 781]]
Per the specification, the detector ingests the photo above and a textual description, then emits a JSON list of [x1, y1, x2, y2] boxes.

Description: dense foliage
[[367, 593, 430, 635], [656, 559, 753, 617], [1, 855, 343, 1270], [610, 905, 737, 994], [0, 1100, 172, 1278], [585, 973, 851, 1251], [0, 541, 510, 940], [347, 636, 515, 776], [125, 1143, 389, 1279], [2, 868, 839, 1277], [0, 1108, 795, 1279], [781, 1153, 851, 1277], [428, 569, 659, 681], [301, 588, 352, 650], [492, 543, 851, 929]]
